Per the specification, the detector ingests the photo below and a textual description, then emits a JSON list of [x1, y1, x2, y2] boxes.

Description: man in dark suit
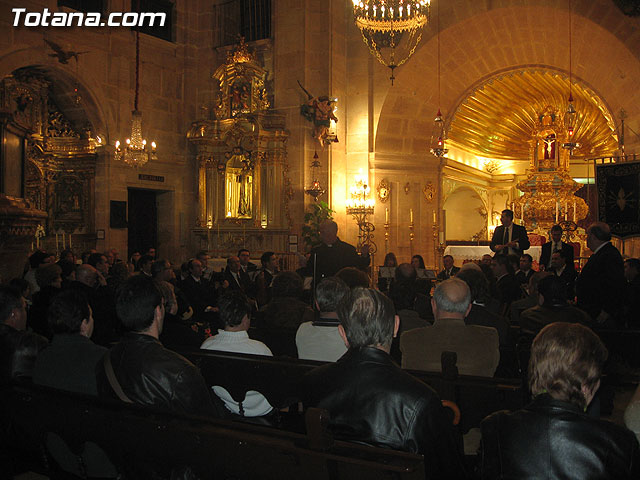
[[550, 250, 577, 301], [576, 222, 625, 323], [437, 255, 460, 281], [221, 255, 254, 297], [515, 254, 535, 285], [491, 255, 522, 315], [539, 224, 575, 271], [238, 248, 258, 275], [180, 258, 218, 323], [490, 209, 530, 257]]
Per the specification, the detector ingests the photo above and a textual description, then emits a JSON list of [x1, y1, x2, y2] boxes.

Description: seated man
[[260, 271, 314, 330], [302, 287, 466, 479], [180, 258, 218, 324], [491, 255, 522, 315], [401, 278, 500, 377], [436, 254, 460, 281], [296, 277, 349, 362], [519, 275, 591, 336], [33, 290, 107, 395], [201, 291, 273, 417], [96, 275, 219, 417], [550, 250, 577, 301], [221, 255, 254, 297], [481, 322, 639, 479], [515, 254, 534, 285]]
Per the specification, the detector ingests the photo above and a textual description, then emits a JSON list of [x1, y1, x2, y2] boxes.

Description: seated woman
[[377, 252, 397, 294], [481, 322, 640, 479]]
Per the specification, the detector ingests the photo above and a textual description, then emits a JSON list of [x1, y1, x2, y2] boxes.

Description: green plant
[[302, 201, 334, 250]]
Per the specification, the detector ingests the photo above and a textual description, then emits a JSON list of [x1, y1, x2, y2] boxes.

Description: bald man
[[576, 222, 626, 323], [304, 220, 370, 281], [400, 278, 499, 377]]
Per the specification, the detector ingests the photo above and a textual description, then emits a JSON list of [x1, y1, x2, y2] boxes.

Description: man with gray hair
[[303, 287, 466, 478], [401, 278, 500, 377]]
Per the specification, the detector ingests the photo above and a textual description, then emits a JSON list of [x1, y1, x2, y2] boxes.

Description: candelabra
[[346, 175, 377, 255], [409, 208, 415, 257], [384, 208, 390, 255]]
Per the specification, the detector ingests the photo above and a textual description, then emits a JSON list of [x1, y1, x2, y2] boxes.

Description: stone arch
[[0, 44, 110, 141], [374, 4, 640, 156]]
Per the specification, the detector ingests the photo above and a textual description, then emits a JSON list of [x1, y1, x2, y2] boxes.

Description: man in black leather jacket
[[302, 287, 466, 479], [481, 322, 640, 479], [96, 275, 221, 417]]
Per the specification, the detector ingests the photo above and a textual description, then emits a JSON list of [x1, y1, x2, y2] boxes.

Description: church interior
[[0, 0, 639, 279]]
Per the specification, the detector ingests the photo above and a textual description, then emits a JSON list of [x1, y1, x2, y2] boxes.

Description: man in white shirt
[[296, 277, 349, 362], [200, 291, 272, 417]]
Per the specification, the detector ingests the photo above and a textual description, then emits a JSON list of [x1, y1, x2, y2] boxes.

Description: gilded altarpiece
[[188, 41, 290, 254], [1, 70, 98, 241]]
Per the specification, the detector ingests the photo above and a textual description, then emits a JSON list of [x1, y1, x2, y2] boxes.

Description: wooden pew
[[178, 348, 527, 435], [1, 382, 425, 480]]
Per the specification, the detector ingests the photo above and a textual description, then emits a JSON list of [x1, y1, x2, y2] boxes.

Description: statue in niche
[[225, 148, 252, 218], [230, 79, 251, 117], [543, 133, 556, 161]]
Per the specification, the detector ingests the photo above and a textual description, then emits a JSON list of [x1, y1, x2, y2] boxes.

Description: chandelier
[[114, 30, 157, 167], [352, 0, 431, 85], [429, 0, 447, 158], [304, 151, 326, 201], [562, 0, 578, 153]]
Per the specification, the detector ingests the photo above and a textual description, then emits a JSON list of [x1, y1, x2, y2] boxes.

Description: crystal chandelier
[[429, 0, 447, 158], [114, 30, 157, 167], [304, 151, 326, 201], [352, 0, 431, 85]]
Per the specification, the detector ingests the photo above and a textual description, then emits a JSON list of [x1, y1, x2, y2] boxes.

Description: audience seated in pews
[[456, 268, 508, 346], [201, 291, 273, 417], [401, 278, 500, 377], [436, 254, 460, 281], [33, 290, 106, 395], [96, 275, 222, 417], [509, 271, 550, 325], [260, 271, 314, 330], [0, 286, 47, 383], [481, 322, 640, 478], [514, 254, 534, 285], [490, 255, 522, 316], [28, 263, 62, 339], [296, 277, 349, 362], [519, 275, 592, 337], [302, 287, 467, 479]]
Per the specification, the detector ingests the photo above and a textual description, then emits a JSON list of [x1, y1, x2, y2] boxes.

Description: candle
[[573, 201, 576, 223], [410, 209, 414, 224], [385, 207, 389, 224], [433, 210, 436, 224], [439, 232, 444, 243], [564, 202, 568, 221], [555, 202, 559, 223], [69, 234, 72, 250]]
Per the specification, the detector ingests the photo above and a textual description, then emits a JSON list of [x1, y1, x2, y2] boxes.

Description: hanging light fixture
[[352, 0, 431, 85], [304, 151, 326, 201], [114, 29, 157, 167], [429, 0, 447, 158], [562, 0, 578, 153]]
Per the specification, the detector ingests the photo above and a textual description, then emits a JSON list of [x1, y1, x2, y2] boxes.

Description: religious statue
[[298, 81, 338, 148]]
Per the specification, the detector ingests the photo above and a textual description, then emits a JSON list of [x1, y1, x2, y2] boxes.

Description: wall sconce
[[346, 173, 377, 254]]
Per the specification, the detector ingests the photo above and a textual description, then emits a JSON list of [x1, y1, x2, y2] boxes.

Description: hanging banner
[[596, 161, 640, 237]]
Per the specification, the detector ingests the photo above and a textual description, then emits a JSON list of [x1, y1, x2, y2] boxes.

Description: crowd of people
[[2, 216, 640, 478]]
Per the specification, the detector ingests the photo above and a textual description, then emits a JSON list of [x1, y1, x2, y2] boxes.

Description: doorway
[[128, 188, 158, 258]]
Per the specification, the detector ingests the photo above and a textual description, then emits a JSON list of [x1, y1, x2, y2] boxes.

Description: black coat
[[490, 223, 530, 256], [304, 238, 370, 280], [481, 394, 640, 479], [540, 240, 575, 269], [302, 346, 467, 479], [576, 242, 625, 319], [437, 266, 460, 281]]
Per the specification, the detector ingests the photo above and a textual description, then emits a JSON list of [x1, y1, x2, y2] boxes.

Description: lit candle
[[410, 209, 413, 224], [433, 210, 436, 224], [555, 202, 559, 223], [564, 202, 568, 221], [385, 207, 389, 224], [573, 200, 576, 223]]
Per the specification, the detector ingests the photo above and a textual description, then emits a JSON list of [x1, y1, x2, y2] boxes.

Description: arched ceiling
[[446, 69, 619, 162]]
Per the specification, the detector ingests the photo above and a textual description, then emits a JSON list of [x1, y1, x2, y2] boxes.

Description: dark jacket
[[302, 346, 466, 479], [305, 238, 370, 280], [437, 266, 460, 281], [481, 394, 640, 479], [540, 240, 575, 269], [33, 333, 107, 396], [576, 242, 626, 319], [96, 332, 218, 417], [490, 223, 530, 256]]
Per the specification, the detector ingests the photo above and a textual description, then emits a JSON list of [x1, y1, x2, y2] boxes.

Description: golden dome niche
[[447, 69, 619, 163]]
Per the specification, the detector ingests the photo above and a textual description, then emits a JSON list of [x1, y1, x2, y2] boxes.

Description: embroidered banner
[[596, 161, 640, 237]]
